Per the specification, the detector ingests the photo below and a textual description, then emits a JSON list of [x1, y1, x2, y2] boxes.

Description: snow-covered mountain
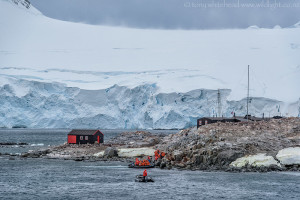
[[0, 0, 299, 128]]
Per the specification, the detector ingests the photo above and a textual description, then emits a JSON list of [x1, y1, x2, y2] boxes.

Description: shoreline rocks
[[0, 142, 28, 146], [7, 118, 300, 172], [157, 118, 300, 172]]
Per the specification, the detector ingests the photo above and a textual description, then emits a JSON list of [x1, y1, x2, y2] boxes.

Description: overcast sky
[[30, 0, 300, 29]]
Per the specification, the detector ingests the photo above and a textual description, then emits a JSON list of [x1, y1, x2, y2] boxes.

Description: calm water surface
[[0, 129, 299, 200]]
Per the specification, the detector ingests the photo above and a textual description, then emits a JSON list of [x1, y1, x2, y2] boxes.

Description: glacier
[[0, 0, 299, 129], [0, 77, 298, 129]]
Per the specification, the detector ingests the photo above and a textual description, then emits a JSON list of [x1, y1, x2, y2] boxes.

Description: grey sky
[[30, 0, 300, 29]]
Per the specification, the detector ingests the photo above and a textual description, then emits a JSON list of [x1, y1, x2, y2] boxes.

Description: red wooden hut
[[68, 129, 104, 144]]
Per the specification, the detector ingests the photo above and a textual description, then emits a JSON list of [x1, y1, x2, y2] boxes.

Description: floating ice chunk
[[30, 143, 44, 146]]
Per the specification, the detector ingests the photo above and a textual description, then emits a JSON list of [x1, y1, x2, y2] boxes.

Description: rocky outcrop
[[157, 118, 300, 171], [106, 131, 163, 147], [104, 147, 118, 158]]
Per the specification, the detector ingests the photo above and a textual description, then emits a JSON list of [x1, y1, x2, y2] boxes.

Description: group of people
[[135, 157, 151, 166], [135, 149, 166, 181], [154, 149, 165, 161], [135, 149, 166, 166]]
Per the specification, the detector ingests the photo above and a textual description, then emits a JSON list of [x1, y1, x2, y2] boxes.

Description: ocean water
[[0, 129, 300, 200]]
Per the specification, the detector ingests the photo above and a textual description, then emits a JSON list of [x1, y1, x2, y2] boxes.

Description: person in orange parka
[[135, 158, 140, 166], [143, 169, 147, 181], [145, 160, 150, 166], [154, 150, 159, 156]]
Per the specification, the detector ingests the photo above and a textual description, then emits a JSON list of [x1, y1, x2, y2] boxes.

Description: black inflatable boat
[[128, 163, 155, 168], [135, 175, 154, 182]]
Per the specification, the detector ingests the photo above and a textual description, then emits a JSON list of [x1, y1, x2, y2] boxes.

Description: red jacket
[[143, 170, 147, 177], [135, 158, 139, 166]]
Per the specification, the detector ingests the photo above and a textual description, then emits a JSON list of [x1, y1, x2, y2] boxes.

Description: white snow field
[[0, 0, 299, 128]]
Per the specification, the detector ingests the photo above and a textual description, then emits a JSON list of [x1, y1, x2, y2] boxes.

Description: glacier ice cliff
[[0, 77, 299, 129]]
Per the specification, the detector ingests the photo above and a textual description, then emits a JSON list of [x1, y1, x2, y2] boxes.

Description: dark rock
[[175, 163, 186, 168], [268, 164, 282, 171], [0, 142, 28, 146], [21, 153, 29, 157], [155, 160, 161, 166], [104, 147, 118, 158], [160, 162, 167, 169], [12, 125, 27, 128], [173, 150, 183, 161]]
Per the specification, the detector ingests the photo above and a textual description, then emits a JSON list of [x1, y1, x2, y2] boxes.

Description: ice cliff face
[[0, 78, 298, 129]]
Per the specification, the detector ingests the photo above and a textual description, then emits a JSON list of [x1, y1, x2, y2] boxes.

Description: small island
[[20, 117, 300, 172]]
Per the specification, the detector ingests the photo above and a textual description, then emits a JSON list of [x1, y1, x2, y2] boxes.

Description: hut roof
[[68, 129, 102, 135], [199, 117, 227, 120]]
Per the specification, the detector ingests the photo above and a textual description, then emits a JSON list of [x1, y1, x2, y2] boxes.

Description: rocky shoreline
[[157, 118, 300, 172], [7, 118, 300, 172]]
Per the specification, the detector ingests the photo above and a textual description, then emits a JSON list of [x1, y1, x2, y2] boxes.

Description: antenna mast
[[247, 65, 250, 121], [217, 89, 222, 117]]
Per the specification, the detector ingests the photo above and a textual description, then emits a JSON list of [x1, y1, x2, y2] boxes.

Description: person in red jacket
[[143, 169, 147, 181], [135, 158, 139, 166]]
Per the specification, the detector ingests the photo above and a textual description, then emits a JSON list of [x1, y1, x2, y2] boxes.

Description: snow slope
[[0, 0, 299, 102], [0, 0, 299, 128]]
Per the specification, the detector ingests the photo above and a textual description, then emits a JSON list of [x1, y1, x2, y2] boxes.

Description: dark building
[[197, 115, 270, 128], [197, 117, 240, 128], [68, 129, 104, 144]]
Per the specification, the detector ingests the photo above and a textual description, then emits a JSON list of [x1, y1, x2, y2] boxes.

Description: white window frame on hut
[[85, 136, 88, 140], [80, 136, 83, 140]]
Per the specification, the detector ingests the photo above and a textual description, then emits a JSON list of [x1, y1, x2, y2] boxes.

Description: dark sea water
[[0, 129, 300, 200]]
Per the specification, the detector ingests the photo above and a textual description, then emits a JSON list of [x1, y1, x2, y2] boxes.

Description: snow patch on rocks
[[93, 151, 105, 157], [46, 153, 71, 159], [117, 148, 155, 157], [276, 147, 300, 165], [230, 153, 280, 168]]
